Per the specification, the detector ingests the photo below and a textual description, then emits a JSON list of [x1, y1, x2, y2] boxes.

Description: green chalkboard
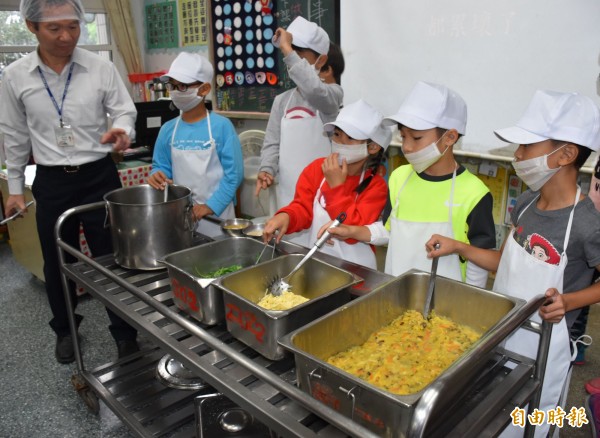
[[209, 0, 339, 114]]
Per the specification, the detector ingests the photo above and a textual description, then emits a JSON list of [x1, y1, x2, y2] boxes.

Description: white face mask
[[402, 131, 449, 173], [332, 141, 369, 165], [170, 88, 204, 112], [512, 144, 566, 191]]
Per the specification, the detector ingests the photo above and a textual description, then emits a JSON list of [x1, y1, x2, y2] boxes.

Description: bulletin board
[[145, 1, 179, 49], [209, 0, 340, 114]]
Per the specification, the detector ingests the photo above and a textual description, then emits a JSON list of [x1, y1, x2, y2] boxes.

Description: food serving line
[[55, 195, 552, 438]]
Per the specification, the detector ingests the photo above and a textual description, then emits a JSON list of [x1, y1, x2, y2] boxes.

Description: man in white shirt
[[0, 0, 138, 363]]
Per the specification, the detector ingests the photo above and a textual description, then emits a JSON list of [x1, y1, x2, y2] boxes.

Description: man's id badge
[[55, 125, 75, 147]]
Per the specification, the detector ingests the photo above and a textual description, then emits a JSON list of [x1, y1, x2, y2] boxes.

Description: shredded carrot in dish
[[326, 310, 480, 395]]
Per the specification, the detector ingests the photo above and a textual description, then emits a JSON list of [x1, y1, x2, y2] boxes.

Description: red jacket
[[278, 158, 388, 243]]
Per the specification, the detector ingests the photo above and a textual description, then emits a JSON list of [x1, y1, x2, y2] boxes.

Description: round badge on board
[[223, 4, 231, 15], [225, 46, 233, 57], [265, 57, 274, 69], [233, 2, 241, 13], [245, 15, 253, 27], [217, 47, 225, 58], [244, 1, 252, 13], [246, 42, 254, 55], [235, 59, 243, 69], [256, 43, 263, 55], [246, 58, 255, 68], [256, 57, 264, 68], [263, 14, 273, 26], [254, 1, 261, 13], [234, 30, 242, 41], [263, 28, 273, 41], [216, 74, 225, 87], [245, 71, 256, 84], [234, 44, 243, 55], [215, 5, 222, 16], [224, 72, 234, 85], [235, 72, 244, 85], [224, 18, 232, 28], [216, 33, 224, 44], [215, 19, 223, 31], [233, 17, 242, 28], [255, 15, 262, 27], [255, 72, 266, 84], [225, 59, 233, 70], [266, 72, 277, 85], [264, 42, 274, 54], [256, 29, 262, 40], [245, 29, 254, 41], [217, 61, 225, 71]]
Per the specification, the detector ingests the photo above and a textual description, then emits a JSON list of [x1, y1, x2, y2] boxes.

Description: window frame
[[0, 0, 129, 85]]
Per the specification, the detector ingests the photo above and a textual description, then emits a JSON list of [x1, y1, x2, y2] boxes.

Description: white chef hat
[[21, 0, 84, 22], [494, 90, 600, 151], [384, 81, 468, 135], [276, 16, 330, 55], [160, 52, 214, 84], [324, 99, 386, 143]]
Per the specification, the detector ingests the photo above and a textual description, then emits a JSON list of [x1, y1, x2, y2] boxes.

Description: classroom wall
[[340, 0, 600, 152]]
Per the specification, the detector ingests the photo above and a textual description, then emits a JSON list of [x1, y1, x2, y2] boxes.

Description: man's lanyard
[[37, 63, 74, 128]]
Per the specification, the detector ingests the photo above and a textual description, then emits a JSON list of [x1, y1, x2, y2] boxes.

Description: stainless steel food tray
[[215, 254, 362, 360], [161, 237, 284, 325], [280, 270, 549, 437]]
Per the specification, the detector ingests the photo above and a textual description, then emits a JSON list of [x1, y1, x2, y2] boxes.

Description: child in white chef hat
[[255, 16, 345, 237], [322, 81, 496, 286], [426, 90, 600, 437], [263, 99, 390, 270]]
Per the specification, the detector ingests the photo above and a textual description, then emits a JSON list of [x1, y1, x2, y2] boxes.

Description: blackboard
[[340, 0, 600, 152], [209, 0, 339, 114]]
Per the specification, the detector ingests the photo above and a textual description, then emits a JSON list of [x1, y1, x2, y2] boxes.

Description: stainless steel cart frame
[[55, 202, 551, 438]]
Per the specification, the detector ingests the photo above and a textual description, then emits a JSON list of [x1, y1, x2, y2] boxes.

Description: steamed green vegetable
[[194, 264, 242, 278]]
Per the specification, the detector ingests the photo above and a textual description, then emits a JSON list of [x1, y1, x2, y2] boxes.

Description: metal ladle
[[423, 243, 440, 318], [163, 183, 169, 203], [269, 212, 346, 296]]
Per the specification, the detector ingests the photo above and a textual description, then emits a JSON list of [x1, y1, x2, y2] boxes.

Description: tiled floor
[[0, 239, 597, 437]]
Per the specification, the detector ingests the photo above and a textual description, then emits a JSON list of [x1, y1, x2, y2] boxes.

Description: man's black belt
[[37, 154, 111, 173]]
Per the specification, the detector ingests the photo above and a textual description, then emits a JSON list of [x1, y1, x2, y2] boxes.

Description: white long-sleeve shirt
[[0, 47, 136, 195]]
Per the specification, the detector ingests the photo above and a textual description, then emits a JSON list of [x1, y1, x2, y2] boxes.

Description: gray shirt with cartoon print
[[510, 189, 600, 329]]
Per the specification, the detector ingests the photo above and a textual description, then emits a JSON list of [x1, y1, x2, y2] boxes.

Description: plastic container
[[128, 71, 167, 102]]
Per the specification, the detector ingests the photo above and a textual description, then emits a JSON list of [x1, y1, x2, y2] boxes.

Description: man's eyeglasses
[[165, 82, 202, 92]]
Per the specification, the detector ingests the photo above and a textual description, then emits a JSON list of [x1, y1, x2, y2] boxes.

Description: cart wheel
[[80, 388, 100, 414], [71, 374, 100, 415]]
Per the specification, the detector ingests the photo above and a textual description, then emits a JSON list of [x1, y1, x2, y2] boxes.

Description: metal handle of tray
[[407, 294, 551, 438], [54, 201, 380, 438]]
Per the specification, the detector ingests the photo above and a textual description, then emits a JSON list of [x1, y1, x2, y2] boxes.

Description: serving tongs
[[268, 212, 347, 296], [423, 243, 440, 319], [0, 200, 35, 226]]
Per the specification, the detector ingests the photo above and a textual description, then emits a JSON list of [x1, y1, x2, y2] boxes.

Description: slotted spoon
[[268, 212, 346, 296]]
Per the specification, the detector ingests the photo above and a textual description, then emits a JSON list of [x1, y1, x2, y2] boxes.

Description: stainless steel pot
[[104, 184, 194, 270]]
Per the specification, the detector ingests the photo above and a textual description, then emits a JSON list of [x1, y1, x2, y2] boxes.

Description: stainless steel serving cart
[[56, 202, 551, 438]]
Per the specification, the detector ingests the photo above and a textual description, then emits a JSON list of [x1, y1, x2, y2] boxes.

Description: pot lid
[[156, 354, 207, 390]]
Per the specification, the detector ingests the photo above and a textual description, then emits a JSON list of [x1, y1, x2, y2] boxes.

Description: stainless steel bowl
[[242, 223, 265, 238], [220, 218, 252, 237]]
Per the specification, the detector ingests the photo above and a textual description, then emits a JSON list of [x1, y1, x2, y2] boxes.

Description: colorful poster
[[146, 1, 179, 49], [212, 0, 279, 89], [179, 0, 209, 46]]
